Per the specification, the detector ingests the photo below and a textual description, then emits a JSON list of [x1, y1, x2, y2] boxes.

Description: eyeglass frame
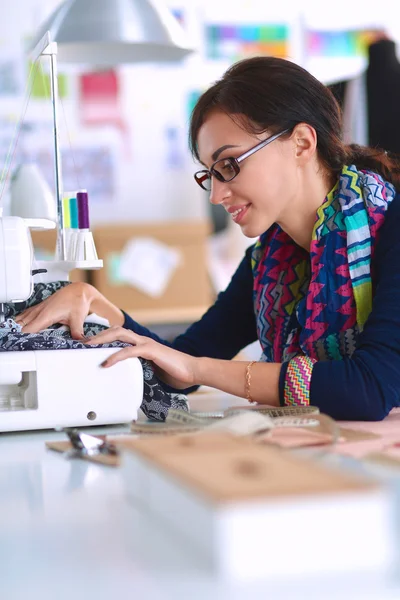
[[194, 128, 291, 191]]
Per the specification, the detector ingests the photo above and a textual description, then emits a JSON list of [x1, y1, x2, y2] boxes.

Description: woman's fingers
[[15, 306, 34, 322], [101, 346, 146, 367], [69, 309, 90, 340], [88, 327, 157, 367], [15, 304, 38, 322], [15, 306, 42, 331], [18, 302, 64, 333], [95, 333, 195, 388], [87, 326, 143, 345], [14, 315, 29, 329], [21, 313, 51, 333], [13, 284, 96, 335]]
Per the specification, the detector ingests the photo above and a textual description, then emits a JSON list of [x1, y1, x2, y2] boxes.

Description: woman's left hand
[[86, 327, 198, 389]]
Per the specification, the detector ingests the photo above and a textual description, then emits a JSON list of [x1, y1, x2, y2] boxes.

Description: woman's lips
[[230, 204, 250, 223]]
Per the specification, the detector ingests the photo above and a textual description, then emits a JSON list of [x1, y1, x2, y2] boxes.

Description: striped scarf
[[252, 164, 395, 365]]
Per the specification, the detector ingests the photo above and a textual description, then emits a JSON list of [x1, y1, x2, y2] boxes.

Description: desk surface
[[1, 392, 400, 600]]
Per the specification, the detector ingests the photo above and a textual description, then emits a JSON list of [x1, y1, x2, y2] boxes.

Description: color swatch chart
[[307, 30, 382, 57], [205, 24, 289, 61]]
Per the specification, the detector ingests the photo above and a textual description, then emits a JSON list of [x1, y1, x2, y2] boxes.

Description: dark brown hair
[[189, 56, 400, 188]]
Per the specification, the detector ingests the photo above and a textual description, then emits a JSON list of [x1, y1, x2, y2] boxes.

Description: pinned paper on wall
[[29, 61, 68, 99], [79, 70, 124, 130], [307, 29, 384, 57], [0, 110, 118, 204], [205, 24, 289, 61], [18, 144, 117, 203], [116, 237, 182, 297], [61, 146, 117, 202], [0, 55, 24, 96], [165, 126, 185, 168]]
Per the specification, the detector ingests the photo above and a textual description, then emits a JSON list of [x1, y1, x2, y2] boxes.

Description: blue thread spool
[[69, 196, 79, 229]]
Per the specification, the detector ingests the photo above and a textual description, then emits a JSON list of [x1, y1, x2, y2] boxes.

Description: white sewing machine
[[0, 213, 144, 432]]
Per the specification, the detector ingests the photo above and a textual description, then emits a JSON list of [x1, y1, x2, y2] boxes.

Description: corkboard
[[90, 221, 213, 315]]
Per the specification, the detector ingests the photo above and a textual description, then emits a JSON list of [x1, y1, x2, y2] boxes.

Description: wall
[[1, 0, 400, 230]]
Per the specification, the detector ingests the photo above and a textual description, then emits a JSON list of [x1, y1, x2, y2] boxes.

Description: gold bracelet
[[245, 360, 257, 404]]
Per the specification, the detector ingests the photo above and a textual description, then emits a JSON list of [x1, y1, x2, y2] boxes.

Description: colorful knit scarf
[[251, 164, 396, 405]]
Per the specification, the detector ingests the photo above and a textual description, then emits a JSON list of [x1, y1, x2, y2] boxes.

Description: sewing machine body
[[0, 347, 143, 432], [0, 214, 143, 432], [0, 215, 33, 305]]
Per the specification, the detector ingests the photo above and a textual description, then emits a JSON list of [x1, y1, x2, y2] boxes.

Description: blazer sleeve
[[122, 245, 258, 394], [171, 245, 257, 359]]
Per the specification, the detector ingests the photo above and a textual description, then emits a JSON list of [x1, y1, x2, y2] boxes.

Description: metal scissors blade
[[60, 428, 118, 457]]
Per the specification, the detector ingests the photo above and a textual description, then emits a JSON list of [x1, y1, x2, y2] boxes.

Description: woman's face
[[196, 109, 299, 238]]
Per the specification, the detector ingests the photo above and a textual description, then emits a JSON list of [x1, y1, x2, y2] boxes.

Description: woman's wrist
[[188, 356, 280, 405], [194, 356, 210, 386]]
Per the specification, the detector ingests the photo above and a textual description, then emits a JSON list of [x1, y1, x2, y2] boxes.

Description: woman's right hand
[[14, 282, 97, 340]]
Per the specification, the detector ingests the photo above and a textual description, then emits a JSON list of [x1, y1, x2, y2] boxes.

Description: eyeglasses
[[194, 128, 290, 191]]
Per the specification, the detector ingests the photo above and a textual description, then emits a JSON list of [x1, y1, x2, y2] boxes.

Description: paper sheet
[[117, 237, 181, 297]]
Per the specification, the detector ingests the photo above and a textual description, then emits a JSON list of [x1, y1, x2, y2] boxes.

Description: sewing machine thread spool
[[61, 189, 98, 261], [69, 196, 79, 229], [65, 194, 79, 260], [62, 196, 71, 229], [77, 190, 89, 230], [74, 190, 97, 261], [62, 193, 73, 260]]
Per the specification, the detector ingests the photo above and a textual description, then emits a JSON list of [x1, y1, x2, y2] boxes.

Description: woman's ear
[[292, 123, 317, 164]]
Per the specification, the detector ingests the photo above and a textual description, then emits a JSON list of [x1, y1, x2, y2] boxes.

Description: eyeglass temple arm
[[236, 128, 291, 164]]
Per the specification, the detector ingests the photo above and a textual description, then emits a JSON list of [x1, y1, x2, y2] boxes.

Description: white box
[[118, 433, 395, 582]]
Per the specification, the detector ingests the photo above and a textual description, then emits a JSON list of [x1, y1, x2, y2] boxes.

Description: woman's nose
[[209, 178, 231, 205]]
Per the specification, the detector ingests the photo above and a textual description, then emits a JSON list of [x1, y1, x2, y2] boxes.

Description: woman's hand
[[87, 326, 198, 389], [15, 282, 98, 340]]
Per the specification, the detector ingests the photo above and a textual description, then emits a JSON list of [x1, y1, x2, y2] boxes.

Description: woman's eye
[[220, 160, 234, 173]]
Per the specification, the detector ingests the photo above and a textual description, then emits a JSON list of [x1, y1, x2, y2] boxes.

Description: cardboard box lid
[[119, 433, 377, 504]]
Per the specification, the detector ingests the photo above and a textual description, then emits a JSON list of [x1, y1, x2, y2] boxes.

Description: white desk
[[1, 391, 400, 600]]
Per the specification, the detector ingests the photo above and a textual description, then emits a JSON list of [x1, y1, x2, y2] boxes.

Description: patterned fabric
[[0, 282, 188, 422], [252, 164, 396, 405], [284, 356, 317, 406]]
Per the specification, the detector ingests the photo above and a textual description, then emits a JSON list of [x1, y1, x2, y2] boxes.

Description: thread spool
[[62, 189, 98, 262], [77, 190, 90, 230], [69, 196, 79, 229], [67, 195, 79, 260]]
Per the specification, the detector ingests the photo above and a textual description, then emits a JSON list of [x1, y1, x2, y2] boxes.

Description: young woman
[[15, 56, 400, 421]]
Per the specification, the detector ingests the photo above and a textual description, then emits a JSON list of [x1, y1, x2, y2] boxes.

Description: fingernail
[[101, 360, 109, 367]]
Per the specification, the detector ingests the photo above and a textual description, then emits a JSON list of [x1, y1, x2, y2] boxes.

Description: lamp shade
[[10, 164, 57, 222], [29, 0, 194, 65]]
